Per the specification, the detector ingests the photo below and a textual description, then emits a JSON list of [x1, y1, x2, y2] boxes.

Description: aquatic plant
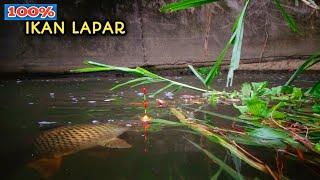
[[71, 1, 320, 179], [72, 60, 320, 179], [160, 0, 319, 86]]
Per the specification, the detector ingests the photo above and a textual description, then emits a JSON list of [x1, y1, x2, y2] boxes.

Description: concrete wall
[[0, 0, 319, 73]]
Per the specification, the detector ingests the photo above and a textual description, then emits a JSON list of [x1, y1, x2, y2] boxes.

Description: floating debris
[[16, 80, 22, 84], [108, 119, 114, 122], [49, 93, 55, 98], [38, 121, 57, 127], [165, 92, 174, 99], [28, 102, 34, 105], [137, 92, 144, 97], [125, 123, 132, 127], [156, 99, 168, 108], [180, 94, 195, 99], [92, 120, 99, 124], [88, 100, 96, 104], [81, 97, 86, 100], [104, 98, 115, 102]]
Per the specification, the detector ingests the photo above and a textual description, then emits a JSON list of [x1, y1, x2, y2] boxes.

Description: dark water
[[0, 72, 319, 180]]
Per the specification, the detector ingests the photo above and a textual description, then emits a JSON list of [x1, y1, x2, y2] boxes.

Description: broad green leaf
[[233, 104, 248, 114], [209, 91, 218, 105], [228, 135, 287, 148], [274, 0, 298, 32], [160, 0, 217, 13], [198, 66, 211, 76], [291, 87, 302, 100], [270, 111, 286, 119], [315, 143, 320, 153], [248, 128, 298, 147], [241, 83, 252, 99], [251, 81, 268, 96], [309, 81, 320, 98], [268, 86, 282, 96], [281, 85, 294, 94], [312, 104, 320, 114], [245, 97, 269, 118]]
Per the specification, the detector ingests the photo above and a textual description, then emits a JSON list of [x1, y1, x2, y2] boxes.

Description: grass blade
[[186, 139, 244, 180], [131, 79, 165, 88], [71, 67, 112, 73], [188, 64, 206, 85], [204, 0, 250, 87], [285, 52, 320, 85], [160, 0, 217, 13], [170, 108, 278, 179], [111, 77, 151, 90], [73, 60, 209, 92], [150, 83, 174, 98], [274, 0, 298, 32], [204, 37, 234, 86], [226, 0, 250, 87]]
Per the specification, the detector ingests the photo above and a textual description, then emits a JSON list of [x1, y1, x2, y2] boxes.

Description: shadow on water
[[0, 72, 319, 179]]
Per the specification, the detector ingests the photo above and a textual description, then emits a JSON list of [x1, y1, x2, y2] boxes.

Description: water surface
[[0, 72, 319, 179]]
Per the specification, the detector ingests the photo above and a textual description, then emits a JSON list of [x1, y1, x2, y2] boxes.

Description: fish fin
[[28, 157, 62, 178], [100, 138, 131, 148]]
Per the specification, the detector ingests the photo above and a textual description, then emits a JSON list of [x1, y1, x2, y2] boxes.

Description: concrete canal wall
[[0, 0, 319, 73]]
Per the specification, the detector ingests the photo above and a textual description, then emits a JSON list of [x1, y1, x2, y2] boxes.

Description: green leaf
[[226, 0, 250, 87], [111, 77, 151, 90], [248, 127, 298, 147], [233, 104, 248, 114], [150, 83, 174, 98], [285, 52, 320, 85], [281, 85, 294, 94], [229, 135, 287, 148], [312, 104, 320, 114], [188, 64, 206, 85], [315, 143, 320, 153], [251, 81, 268, 96], [268, 86, 282, 96], [186, 139, 245, 180], [245, 97, 269, 118], [270, 111, 286, 119], [198, 66, 211, 76], [209, 91, 218, 105], [152, 118, 182, 126], [160, 0, 216, 13], [131, 79, 165, 88], [274, 0, 298, 32], [136, 67, 162, 79], [206, 1, 250, 87], [291, 87, 302, 100], [70, 67, 112, 73], [309, 81, 320, 98], [204, 40, 233, 86], [270, 102, 287, 119], [241, 83, 252, 99]]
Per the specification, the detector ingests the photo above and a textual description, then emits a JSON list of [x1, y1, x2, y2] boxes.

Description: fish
[[29, 123, 131, 178]]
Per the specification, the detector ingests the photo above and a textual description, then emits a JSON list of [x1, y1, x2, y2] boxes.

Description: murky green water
[[0, 73, 319, 179]]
